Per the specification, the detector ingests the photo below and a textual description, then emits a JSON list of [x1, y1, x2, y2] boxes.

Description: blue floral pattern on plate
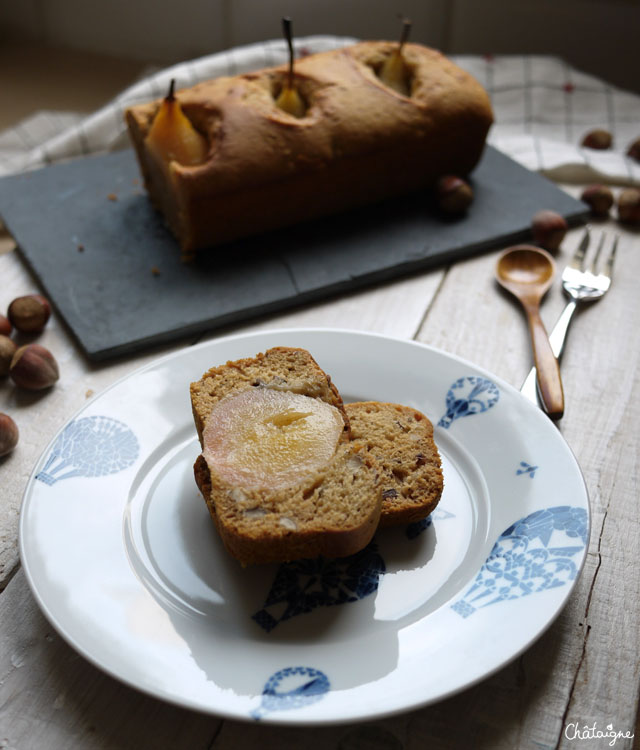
[[451, 505, 588, 618], [438, 376, 499, 429], [253, 543, 385, 633], [36, 416, 139, 485], [251, 667, 330, 720], [253, 507, 458, 632]]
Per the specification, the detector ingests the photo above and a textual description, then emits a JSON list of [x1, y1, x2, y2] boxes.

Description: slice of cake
[[190, 347, 382, 565], [345, 401, 443, 526]]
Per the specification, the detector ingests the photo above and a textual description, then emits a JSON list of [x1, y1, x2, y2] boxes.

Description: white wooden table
[[1, 200, 639, 748]]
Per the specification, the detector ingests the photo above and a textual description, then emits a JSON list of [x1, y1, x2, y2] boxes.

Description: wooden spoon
[[495, 245, 564, 420]]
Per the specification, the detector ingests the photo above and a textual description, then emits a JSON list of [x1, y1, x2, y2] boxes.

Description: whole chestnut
[[617, 188, 640, 225], [9, 344, 59, 390], [581, 129, 613, 150], [0, 314, 11, 336], [531, 210, 568, 252], [0, 413, 19, 457], [0, 334, 18, 376], [8, 294, 51, 334], [627, 137, 640, 163], [580, 184, 614, 217], [436, 175, 474, 214]]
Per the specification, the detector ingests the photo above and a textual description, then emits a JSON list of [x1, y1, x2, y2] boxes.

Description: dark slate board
[[0, 146, 587, 361]]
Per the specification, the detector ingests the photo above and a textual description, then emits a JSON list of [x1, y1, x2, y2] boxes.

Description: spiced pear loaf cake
[[190, 347, 382, 565], [345, 401, 443, 526], [126, 40, 493, 257]]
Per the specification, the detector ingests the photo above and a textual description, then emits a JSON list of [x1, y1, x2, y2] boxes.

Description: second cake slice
[[345, 401, 443, 526]]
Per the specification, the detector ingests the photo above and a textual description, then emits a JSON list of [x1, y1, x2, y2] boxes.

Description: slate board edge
[[11, 215, 586, 362]]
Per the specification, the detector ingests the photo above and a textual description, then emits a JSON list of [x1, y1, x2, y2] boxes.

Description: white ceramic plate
[[20, 329, 589, 724]]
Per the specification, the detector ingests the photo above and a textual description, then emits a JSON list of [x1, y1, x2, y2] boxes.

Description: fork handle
[[521, 299, 577, 405], [524, 304, 565, 420]]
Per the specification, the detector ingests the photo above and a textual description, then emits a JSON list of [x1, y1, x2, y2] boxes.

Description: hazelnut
[[9, 344, 59, 390], [0, 413, 19, 457], [0, 314, 11, 336], [0, 335, 18, 376], [531, 210, 568, 252], [627, 137, 640, 163], [580, 184, 614, 217], [581, 129, 613, 150], [617, 188, 640, 225], [436, 175, 474, 214], [8, 294, 51, 334]]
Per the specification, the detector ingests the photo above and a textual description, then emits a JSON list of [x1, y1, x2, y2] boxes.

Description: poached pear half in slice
[[202, 387, 345, 491]]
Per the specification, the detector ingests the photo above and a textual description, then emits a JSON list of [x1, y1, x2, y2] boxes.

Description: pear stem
[[282, 16, 295, 89], [398, 17, 412, 53], [166, 78, 176, 102]]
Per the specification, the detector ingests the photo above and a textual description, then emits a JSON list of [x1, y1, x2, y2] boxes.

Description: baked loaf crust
[[345, 401, 443, 526], [126, 41, 493, 256], [190, 347, 382, 564]]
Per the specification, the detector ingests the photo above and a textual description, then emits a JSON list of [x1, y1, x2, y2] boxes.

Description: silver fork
[[520, 227, 619, 406]]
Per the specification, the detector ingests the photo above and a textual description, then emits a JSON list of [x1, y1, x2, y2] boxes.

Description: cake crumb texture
[[346, 401, 443, 526]]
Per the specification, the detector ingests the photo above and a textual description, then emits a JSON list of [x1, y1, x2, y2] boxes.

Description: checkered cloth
[[1, 36, 639, 185]]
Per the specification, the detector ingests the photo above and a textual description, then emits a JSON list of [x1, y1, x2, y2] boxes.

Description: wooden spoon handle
[[525, 306, 565, 420]]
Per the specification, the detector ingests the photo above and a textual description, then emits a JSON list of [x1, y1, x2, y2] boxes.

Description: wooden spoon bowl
[[496, 245, 556, 291], [495, 245, 564, 420]]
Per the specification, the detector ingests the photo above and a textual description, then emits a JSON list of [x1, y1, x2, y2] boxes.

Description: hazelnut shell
[[0, 334, 18, 377], [0, 314, 11, 336], [0, 413, 19, 457], [531, 210, 568, 252], [581, 129, 613, 150], [8, 294, 51, 334], [627, 138, 640, 163], [580, 184, 614, 217], [436, 175, 474, 214], [617, 188, 640, 225], [9, 344, 60, 390]]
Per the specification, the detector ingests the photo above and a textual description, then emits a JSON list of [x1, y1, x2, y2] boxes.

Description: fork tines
[[571, 226, 619, 278]]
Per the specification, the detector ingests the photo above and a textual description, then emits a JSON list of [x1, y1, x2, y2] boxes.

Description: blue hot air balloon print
[[252, 543, 385, 633], [251, 667, 330, 720], [438, 376, 500, 429], [451, 505, 588, 618], [36, 416, 139, 485]]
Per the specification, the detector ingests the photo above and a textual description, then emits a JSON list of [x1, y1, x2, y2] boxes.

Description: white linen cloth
[[1, 36, 639, 186]]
